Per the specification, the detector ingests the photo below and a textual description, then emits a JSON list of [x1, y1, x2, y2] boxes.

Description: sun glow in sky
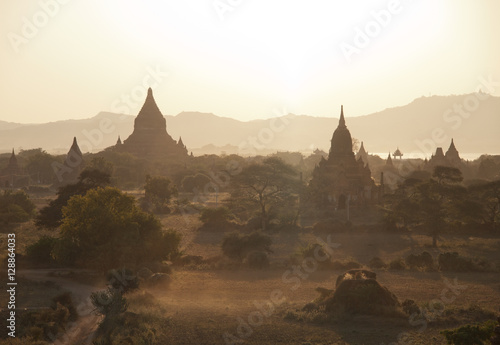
[[1, 0, 499, 123]]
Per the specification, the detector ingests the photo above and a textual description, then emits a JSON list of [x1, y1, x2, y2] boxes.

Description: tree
[[433, 166, 463, 184], [384, 166, 465, 246], [36, 168, 111, 228], [468, 180, 500, 229], [87, 156, 114, 176], [53, 187, 181, 271], [144, 175, 178, 213], [221, 231, 272, 262], [0, 190, 36, 224], [477, 158, 499, 180], [200, 207, 232, 226], [181, 173, 211, 193], [21, 148, 61, 184], [418, 167, 466, 246], [228, 157, 301, 231]]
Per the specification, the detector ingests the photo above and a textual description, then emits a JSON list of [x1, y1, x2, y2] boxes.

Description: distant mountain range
[[0, 94, 499, 157]]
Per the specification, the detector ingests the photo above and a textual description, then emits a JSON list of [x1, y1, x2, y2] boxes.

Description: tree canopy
[[53, 186, 181, 271], [228, 157, 301, 230], [36, 168, 111, 228]]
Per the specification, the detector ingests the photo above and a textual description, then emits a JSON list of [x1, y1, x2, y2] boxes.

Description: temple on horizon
[[0, 149, 29, 188], [114, 88, 188, 158], [309, 106, 376, 210], [426, 139, 462, 170]]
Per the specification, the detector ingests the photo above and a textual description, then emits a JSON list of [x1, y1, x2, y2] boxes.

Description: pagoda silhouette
[[115, 88, 188, 158], [309, 106, 376, 210]]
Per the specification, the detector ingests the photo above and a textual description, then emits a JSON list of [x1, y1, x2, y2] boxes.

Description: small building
[[392, 147, 403, 159]]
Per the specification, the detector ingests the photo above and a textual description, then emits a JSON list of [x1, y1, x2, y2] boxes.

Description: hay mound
[[318, 269, 399, 315]]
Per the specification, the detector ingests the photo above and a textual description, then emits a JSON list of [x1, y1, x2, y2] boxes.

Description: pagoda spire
[[8, 148, 17, 166], [448, 138, 457, 152], [69, 137, 83, 157], [339, 105, 346, 128], [386, 153, 393, 166]]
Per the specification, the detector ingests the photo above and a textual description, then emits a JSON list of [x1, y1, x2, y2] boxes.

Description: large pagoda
[[309, 106, 376, 210], [117, 88, 188, 158]]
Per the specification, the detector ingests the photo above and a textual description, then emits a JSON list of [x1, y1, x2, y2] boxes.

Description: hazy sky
[[1, 0, 499, 123]]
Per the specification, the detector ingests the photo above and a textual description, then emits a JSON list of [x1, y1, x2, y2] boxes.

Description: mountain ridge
[[0, 94, 498, 156]]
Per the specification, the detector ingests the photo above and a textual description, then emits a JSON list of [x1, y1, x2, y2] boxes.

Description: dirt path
[[18, 269, 103, 345]]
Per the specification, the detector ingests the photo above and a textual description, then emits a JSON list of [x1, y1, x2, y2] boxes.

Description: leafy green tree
[[53, 187, 181, 271], [0, 190, 36, 224], [229, 157, 301, 231], [36, 168, 111, 228], [144, 175, 178, 213]]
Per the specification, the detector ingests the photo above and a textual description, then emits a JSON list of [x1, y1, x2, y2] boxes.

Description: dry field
[[1, 193, 499, 344]]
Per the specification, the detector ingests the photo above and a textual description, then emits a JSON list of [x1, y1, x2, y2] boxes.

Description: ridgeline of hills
[[0, 94, 499, 156]]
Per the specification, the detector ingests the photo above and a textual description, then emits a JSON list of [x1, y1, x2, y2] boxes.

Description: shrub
[[438, 252, 479, 272], [368, 257, 387, 269], [14, 292, 77, 342], [105, 268, 139, 294], [406, 251, 434, 270], [199, 207, 232, 226], [144, 175, 177, 214], [26, 236, 58, 264], [402, 299, 420, 316], [52, 292, 77, 321], [0, 190, 36, 224], [221, 231, 272, 262], [388, 258, 406, 270], [90, 288, 128, 317], [441, 320, 496, 345], [246, 251, 269, 269]]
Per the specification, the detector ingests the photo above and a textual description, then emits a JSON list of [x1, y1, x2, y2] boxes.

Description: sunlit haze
[[1, 0, 499, 123]]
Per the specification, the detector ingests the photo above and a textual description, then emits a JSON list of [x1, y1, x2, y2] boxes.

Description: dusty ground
[[1, 194, 499, 344]]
